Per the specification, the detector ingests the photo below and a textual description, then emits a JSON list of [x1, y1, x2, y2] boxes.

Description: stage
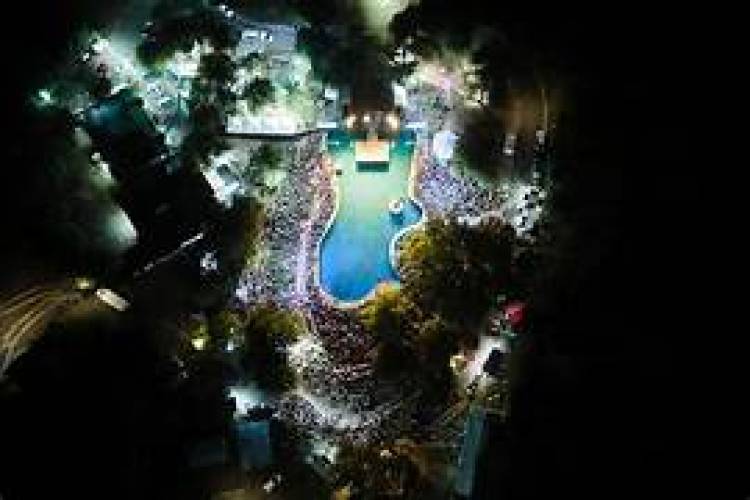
[[355, 139, 390, 164]]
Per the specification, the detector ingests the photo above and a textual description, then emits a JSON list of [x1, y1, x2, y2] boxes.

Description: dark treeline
[[389, 0, 701, 497], [404, 3, 699, 498], [2, 0, 131, 273]]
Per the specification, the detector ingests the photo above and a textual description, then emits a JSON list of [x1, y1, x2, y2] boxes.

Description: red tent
[[504, 301, 526, 328]]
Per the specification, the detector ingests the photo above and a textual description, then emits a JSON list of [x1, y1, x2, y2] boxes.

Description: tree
[[242, 143, 282, 190], [211, 196, 265, 276], [332, 442, 429, 499], [413, 315, 457, 378], [199, 52, 236, 85], [399, 217, 516, 337], [359, 283, 419, 379], [137, 6, 239, 67], [181, 101, 227, 171], [195, 52, 238, 109], [453, 107, 507, 184], [360, 284, 417, 341], [17, 107, 127, 272], [298, 22, 392, 90], [241, 78, 274, 111], [411, 313, 458, 407], [207, 309, 242, 348], [239, 305, 306, 391]]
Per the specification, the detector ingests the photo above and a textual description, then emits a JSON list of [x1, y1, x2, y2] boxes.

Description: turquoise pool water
[[320, 130, 422, 302]]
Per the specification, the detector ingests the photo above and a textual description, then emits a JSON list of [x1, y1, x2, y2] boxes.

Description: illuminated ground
[[319, 131, 422, 302]]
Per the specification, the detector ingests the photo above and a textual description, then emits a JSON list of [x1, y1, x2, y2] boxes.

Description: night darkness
[[0, 2, 713, 499]]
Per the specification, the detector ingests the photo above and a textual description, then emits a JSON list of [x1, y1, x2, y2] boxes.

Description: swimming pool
[[319, 130, 423, 303]]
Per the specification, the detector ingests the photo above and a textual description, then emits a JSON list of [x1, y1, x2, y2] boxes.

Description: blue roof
[[455, 406, 487, 498], [236, 418, 272, 470]]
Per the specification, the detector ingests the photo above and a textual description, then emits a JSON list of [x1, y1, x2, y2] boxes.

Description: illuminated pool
[[319, 130, 422, 303]]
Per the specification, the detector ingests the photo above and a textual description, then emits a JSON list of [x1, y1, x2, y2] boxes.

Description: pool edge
[[314, 135, 428, 309]]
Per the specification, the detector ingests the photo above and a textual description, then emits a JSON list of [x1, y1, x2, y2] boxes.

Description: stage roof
[[355, 139, 390, 164]]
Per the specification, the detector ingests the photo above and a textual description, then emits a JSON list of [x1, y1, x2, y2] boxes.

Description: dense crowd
[[417, 153, 507, 218], [235, 133, 327, 306], [405, 81, 509, 219], [231, 80, 540, 444], [231, 131, 420, 442]]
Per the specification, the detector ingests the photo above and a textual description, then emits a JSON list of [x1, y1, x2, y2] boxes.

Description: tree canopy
[[399, 217, 516, 332], [193, 51, 238, 110], [332, 440, 435, 500], [453, 107, 507, 184], [359, 218, 517, 392], [207, 309, 242, 348], [239, 305, 305, 390], [242, 143, 282, 189], [137, 6, 239, 67], [241, 78, 274, 111], [16, 107, 128, 271], [359, 283, 419, 379]]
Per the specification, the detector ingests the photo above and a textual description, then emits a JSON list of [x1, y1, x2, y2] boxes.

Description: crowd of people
[[417, 152, 508, 218], [230, 130, 421, 443], [230, 78, 544, 444], [234, 133, 327, 306], [404, 80, 510, 219], [289, 290, 412, 443], [276, 392, 407, 446]]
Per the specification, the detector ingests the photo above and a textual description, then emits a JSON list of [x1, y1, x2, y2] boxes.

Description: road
[[0, 281, 81, 377]]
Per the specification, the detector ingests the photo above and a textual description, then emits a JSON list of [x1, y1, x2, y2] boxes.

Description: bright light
[[201, 251, 218, 272], [503, 133, 517, 156], [345, 114, 356, 129], [38, 89, 53, 105], [229, 385, 265, 414], [91, 36, 109, 54], [359, 0, 412, 40], [393, 83, 407, 108], [192, 337, 208, 351], [432, 130, 458, 163], [324, 87, 339, 101], [536, 129, 546, 145], [107, 208, 138, 250], [96, 160, 114, 184], [386, 113, 399, 131], [464, 335, 507, 383], [450, 354, 467, 372], [363, 113, 371, 124], [74, 277, 95, 291], [96, 288, 130, 311]]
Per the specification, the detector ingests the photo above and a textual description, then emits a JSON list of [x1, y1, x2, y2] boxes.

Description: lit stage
[[355, 139, 390, 164]]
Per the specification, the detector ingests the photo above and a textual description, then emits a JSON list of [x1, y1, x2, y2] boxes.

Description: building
[[454, 406, 487, 498], [234, 21, 300, 58], [454, 406, 509, 499], [235, 413, 274, 471]]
